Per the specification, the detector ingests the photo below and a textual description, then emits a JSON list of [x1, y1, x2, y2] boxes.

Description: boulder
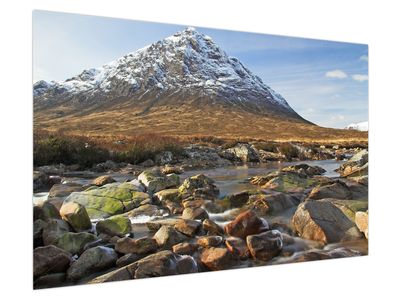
[[115, 236, 158, 255], [96, 215, 131, 237], [67, 246, 118, 281], [172, 242, 199, 255], [34, 201, 61, 222], [161, 165, 183, 175], [34, 273, 66, 289], [197, 235, 223, 248], [182, 207, 209, 221], [42, 219, 71, 245], [251, 171, 318, 193], [281, 164, 326, 176], [222, 143, 259, 162], [355, 211, 368, 239], [33, 171, 49, 191], [153, 225, 187, 249], [339, 149, 368, 177], [224, 191, 249, 208], [91, 175, 116, 186], [48, 183, 84, 199], [34, 219, 47, 248], [225, 237, 250, 259], [146, 218, 180, 231], [179, 174, 219, 198], [174, 219, 202, 237], [59, 201, 92, 232], [308, 181, 353, 200], [258, 150, 286, 162], [225, 210, 268, 239], [318, 198, 368, 221], [176, 256, 198, 274], [65, 182, 150, 218], [200, 247, 236, 271], [116, 253, 144, 268], [203, 219, 224, 236], [138, 168, 180, 194], [125, 204, 168, 219], [53, 232, 98, 255], [246, 230, 283, 261], [292, 201, 363, 244], [154, 188, 181, 203], [34, 245, 71, 278], [248, 193, 300, 214]]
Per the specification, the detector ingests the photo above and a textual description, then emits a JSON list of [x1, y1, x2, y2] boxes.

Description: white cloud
[[331, 115, 345, 121], [352, 74, 369, 82], [325, 70, 348, 79], [360, 55, 368, 61]]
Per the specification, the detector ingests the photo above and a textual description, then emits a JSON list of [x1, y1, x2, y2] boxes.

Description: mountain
[[345, 121, 368, 131], [33, 27, 367, 141]]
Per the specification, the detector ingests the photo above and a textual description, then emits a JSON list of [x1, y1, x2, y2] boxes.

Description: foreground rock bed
[[33, 148, 368, 289]]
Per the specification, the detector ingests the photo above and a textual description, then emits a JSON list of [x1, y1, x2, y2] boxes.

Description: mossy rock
[[53, 232, 98, 255], [138, 169, 180, 194], [65, 183, 151, 219], [96, 215, 132, 237], [154, 188, 181, 203], [60, 201, 92, 232], [264, 172, 318, 192], [318, 199, 368, 222]]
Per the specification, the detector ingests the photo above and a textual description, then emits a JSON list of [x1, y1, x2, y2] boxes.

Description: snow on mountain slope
[[345, 121, 368, 131], [33, 27, 300, 118]]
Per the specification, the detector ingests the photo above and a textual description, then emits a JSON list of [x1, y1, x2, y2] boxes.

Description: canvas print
[[33, 11, 368, 289]]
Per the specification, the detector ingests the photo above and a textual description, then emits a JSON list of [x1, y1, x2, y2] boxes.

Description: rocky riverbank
[[33, 143, 368, 289]]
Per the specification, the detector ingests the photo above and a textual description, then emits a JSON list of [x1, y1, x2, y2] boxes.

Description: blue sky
[[33, 10, 368, 129]]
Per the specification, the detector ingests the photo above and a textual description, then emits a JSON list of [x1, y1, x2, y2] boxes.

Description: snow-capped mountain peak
[[34, 27, 298, 117], [345, 121, 368, 131]]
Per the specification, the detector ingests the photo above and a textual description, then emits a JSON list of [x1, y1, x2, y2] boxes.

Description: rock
[[182, 207, 209, 221], [115, 237, 158, 255], [154, 225, 187, 249], [224, 191, 249, 208], [138, 168, 180, 194], [222, 143, 259, 162], [42, 219, 71, 245], [34, 219, 47, 248], [183, 145, 231, 168], [139, 159, 155, 168], [355, 211, 368, 239], [65, 182, 150, 218], [91, 175, 116, 186], [89, 267, 132, 284], [200, 247, 236, 271], [59, 201, 92, 232], [54, 232, 99, 255], [116, 253, 144, 268], [281, 164, 326, 176], [92, 160, 118, 172], [34, 245, 71, 278], [246, 230, 283, 261], [197, 235, 223, 248], [33, 171, 49, 191], [155, 151, 173, 165], [308, 181, 353, 200], [179, 174, 219, 198], [34, 201, 61, 222], [318, 198, 368, 221], [248, 193, 300, 214], [292, 201, 363, 244], [146, 218, 180, 231], [251, 171, 318, 193], [174, 219, 202, 236], [225, 210, 268, 239], [225, 237, 250, 259], [34, 273, 66, 289], [176, 256, 198, 274], [203, 219, 224, 236], [96, 215, 132, 237], [339, 149, 368, 177], [125, 204, 168, 219], [258, 150, 286, 162], [161, 165, 183, 175], [172, 242, 199, 255], [48, 183, 84, 199], [154, 188, 181, 203], [67, 246, 118, 281]]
